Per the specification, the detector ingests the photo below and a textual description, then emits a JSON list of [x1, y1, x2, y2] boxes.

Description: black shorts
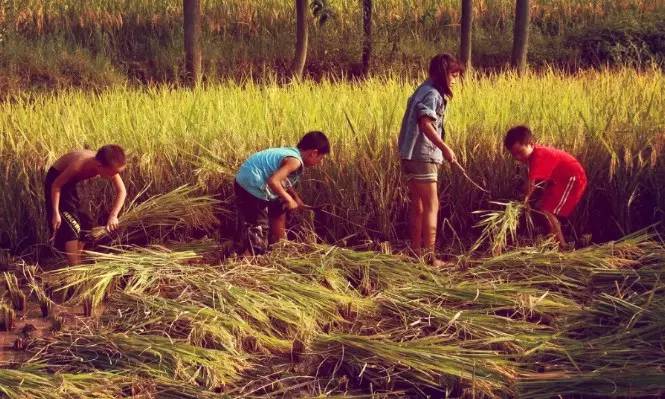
[[44, 167, 92, 251], [234, 180, 286, 255]]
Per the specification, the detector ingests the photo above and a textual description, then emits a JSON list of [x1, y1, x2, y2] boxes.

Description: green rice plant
[[0, 364, 134, 399], [470, 201, 534, 256], [46, 245, 204, 308], [23, 264, 55, 317], [517, 368, 665, 399], [312, 333, 517, 397], [301, 244, 447, 294], [3, 272, 26, 311], [377, 286, 572, 350], [31, 331, 247, 389], [2, 70, 663, 252], [0, 365, 61, 399], [89, 185, 221, 243], [464, 232, 663, 298], [104, 291, 242, 354], [0, 301, 15, 331]]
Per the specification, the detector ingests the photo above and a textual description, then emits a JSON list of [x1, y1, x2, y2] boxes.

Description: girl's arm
[[418, 116, 457, 164], [267, 157, 302, 210]]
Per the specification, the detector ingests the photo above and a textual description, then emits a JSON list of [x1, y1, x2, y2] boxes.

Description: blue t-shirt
[[397, 79, 447, 164], [235, 147, 303, 201]]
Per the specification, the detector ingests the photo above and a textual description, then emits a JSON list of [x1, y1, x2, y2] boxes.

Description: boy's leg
[[234, 182, 270, 256], [268, 200, 288, 244], [53, 211, 85, 265], [63, 240, 83, 265], [268, 212, 287, 244], [541, 210, 566, 247], [539, 176, 586, 249]]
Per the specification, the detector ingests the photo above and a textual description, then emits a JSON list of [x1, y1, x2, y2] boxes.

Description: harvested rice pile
[[1, 231, 664, 398]]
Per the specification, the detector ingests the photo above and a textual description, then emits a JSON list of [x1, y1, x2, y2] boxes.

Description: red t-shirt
[[528, 145, 586, 185]]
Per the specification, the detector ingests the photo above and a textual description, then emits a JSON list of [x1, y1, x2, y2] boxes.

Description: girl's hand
[[445, 148, 458, 164]]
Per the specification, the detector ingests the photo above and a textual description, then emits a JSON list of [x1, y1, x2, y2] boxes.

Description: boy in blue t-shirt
[[234, 131, 330, 255]]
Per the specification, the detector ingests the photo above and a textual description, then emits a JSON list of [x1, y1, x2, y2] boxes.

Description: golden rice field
[[0, 68, 664, 398], [1, 68, 663, 253]]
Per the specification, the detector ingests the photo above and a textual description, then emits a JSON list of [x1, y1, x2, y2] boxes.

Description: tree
[[511, 0, 530, 75], [183, 0, 201, 86], [361, 0, 373, 76], [291, 0, 309, 79], [459, 0, 472, 70]]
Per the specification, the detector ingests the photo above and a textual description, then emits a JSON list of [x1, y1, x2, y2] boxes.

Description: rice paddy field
[[1, 68, 665, 397], [1, 69, 664, 252]]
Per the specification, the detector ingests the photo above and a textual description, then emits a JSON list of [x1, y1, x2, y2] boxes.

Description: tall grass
[[0, 69, 663, 253]]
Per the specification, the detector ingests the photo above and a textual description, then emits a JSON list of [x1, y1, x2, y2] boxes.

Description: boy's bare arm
[[524, 179, 536, 208], [106, 174, 127, 231], [287, 187, 305, 207], [418, 116, 457, 164], [267, 157, 302, 210]]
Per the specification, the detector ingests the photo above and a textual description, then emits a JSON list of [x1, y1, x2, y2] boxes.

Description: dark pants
[[234, 181, 286, 255], [44, 167, 91, 251]]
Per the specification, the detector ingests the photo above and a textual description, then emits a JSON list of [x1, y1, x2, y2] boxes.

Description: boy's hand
[[523, 197, 532, 213], [106, 215, 120, 232], [285, 197, 300, 210], [51, 213, 62, 233]]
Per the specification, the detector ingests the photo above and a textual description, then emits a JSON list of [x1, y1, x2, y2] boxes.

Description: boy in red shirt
[[504, 125, 587, 248]]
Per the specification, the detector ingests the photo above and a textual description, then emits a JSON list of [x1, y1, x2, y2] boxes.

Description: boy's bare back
[[52, 149, 102, 183]]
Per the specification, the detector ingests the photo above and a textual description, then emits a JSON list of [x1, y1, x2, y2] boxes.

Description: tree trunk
[[291, 0, 309, 79], [511, 0, 530, 75], [183, 0, 201, 86], [459, 0, 472, 70], [361, 0, 373, 76]]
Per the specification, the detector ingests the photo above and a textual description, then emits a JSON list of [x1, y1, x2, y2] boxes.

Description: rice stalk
[[3, 272, 26, 311], [0, 364, 134, 399], [22, 264, 55, 317], [89, 185, 221, 242], [46, 245, 204, 308], [517, 369, 665, 398], [0, 301, 15, 331], [312, 333, 517, 397], [470, 201, 532, 256], [30, 331, 247, 389]]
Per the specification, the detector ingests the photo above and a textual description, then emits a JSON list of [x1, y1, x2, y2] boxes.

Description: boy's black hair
[[297, 131, 330, 154], [429, 53, 464, 98], [96, 144, 126, 167], [504, 125, 534, 149]]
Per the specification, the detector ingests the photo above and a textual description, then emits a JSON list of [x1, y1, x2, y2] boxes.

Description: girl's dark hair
[[504, 125, 534, 149], [428, 53, 464, 98], [96, 144, 126, 167], [297, 131, 330, 154]]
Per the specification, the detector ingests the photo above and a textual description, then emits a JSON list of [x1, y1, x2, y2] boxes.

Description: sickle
[[453, 161, 490, 194]]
